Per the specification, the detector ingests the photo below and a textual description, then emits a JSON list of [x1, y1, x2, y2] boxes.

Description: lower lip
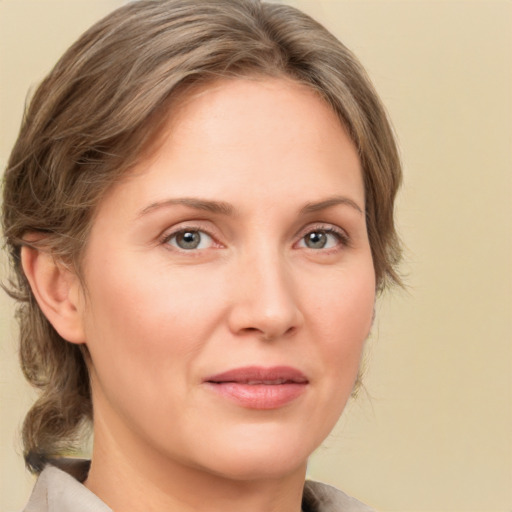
[[205, 382, 307, 410]]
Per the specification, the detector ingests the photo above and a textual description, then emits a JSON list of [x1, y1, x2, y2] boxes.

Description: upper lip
[[204, 366, 308, 384]]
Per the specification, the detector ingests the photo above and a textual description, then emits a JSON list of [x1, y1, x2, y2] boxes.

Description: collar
[[23, 459, 374, 512]]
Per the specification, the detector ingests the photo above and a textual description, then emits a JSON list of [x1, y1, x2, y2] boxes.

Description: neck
[[85, 416, 307, 512]]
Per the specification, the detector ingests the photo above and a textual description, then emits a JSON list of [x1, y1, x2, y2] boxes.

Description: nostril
[[240, 325, 297, 342], [241, 327, 259, 334], [227, 275, 304, 340]]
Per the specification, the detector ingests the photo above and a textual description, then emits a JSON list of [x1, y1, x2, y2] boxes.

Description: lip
[[203, 366, 308, 410]]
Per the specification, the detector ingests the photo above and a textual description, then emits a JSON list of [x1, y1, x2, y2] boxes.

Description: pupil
[[306, 232, 326, 249], [178, 231, 200, 249]]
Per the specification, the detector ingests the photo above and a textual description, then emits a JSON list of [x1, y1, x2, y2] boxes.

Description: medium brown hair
[[2, 0, 402, 473]]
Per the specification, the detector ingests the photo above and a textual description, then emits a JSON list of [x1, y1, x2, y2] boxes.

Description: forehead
[[165, 77, 346, 150], [99, 77, 363, 215]]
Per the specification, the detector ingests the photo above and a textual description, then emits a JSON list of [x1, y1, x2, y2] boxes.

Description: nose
[[227, 249, 304, 341]]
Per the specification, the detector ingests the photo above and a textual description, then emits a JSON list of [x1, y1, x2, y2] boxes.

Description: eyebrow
[[138, 197, 235, 218], [300, 195, 364, 215], [137, 194, 363, 219]]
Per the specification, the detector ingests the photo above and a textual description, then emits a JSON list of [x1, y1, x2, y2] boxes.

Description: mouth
[[204, 366, 309, 410]]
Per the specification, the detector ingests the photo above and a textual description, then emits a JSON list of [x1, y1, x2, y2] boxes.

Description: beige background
[[1, 1, 510, 511]]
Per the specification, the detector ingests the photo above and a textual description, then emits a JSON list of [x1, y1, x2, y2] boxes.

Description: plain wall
[[1, 1, 511, 511]]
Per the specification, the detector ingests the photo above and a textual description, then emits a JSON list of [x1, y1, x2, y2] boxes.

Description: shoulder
[[22, 460, 111, 512], [303, 480, 376, 512], [22, 462, 374, 512]]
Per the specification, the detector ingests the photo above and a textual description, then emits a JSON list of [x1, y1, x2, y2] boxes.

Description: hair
[[1, 0, 402, 474]]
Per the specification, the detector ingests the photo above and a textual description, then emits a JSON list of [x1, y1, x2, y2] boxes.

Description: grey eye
[[304, 231, 328, 249], [299, 229, 344, 250], [167, 230, 214, 250], [176, 231, 201, 249]]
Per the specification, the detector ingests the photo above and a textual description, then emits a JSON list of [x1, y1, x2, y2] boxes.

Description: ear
[[21, 245, 86, 344]]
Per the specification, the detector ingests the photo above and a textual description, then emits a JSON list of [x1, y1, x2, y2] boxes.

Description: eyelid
[[158, 221, 350, 252], [160, 223, 222, 250], [294, 223, 351, 249]]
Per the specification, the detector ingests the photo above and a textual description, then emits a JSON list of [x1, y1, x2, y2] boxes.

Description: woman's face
[[78, 78, 375, 481]]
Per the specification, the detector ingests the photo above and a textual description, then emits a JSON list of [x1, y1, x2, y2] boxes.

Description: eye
[[165, 229, 214, 250], [297, 228, 347, 250]]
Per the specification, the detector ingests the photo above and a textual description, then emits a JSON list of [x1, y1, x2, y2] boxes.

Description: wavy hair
[[1, 0, 402, 473]]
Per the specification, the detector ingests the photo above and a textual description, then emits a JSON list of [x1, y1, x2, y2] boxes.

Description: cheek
[[80, 266, 202, 433], [306, 262, 375, 376], [310, 259, 375, 327], [81, 257, 225, 381]]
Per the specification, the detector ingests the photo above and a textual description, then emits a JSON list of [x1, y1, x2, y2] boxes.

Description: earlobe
[[21, 245, 86, 344]]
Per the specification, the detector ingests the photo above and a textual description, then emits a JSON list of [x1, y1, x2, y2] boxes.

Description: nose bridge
[[228, 239, 303, 339]]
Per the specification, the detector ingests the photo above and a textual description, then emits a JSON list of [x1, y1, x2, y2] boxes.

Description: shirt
[[22, 460, 375, 512]]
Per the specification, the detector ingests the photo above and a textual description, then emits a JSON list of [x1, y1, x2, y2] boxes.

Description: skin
[[23, 77, 376, 512]]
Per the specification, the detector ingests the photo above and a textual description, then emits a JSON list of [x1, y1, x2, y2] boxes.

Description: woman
[[2, 1, 402, 511]]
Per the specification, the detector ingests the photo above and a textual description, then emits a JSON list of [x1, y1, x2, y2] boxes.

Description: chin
[[186, 423, 319, 482], [204, 451, 307, 483]]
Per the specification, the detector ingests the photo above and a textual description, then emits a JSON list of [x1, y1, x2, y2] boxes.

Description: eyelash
[[160, 225, 218, 251], [296, 225, 351, 251], [160, 224, 350, 252]]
